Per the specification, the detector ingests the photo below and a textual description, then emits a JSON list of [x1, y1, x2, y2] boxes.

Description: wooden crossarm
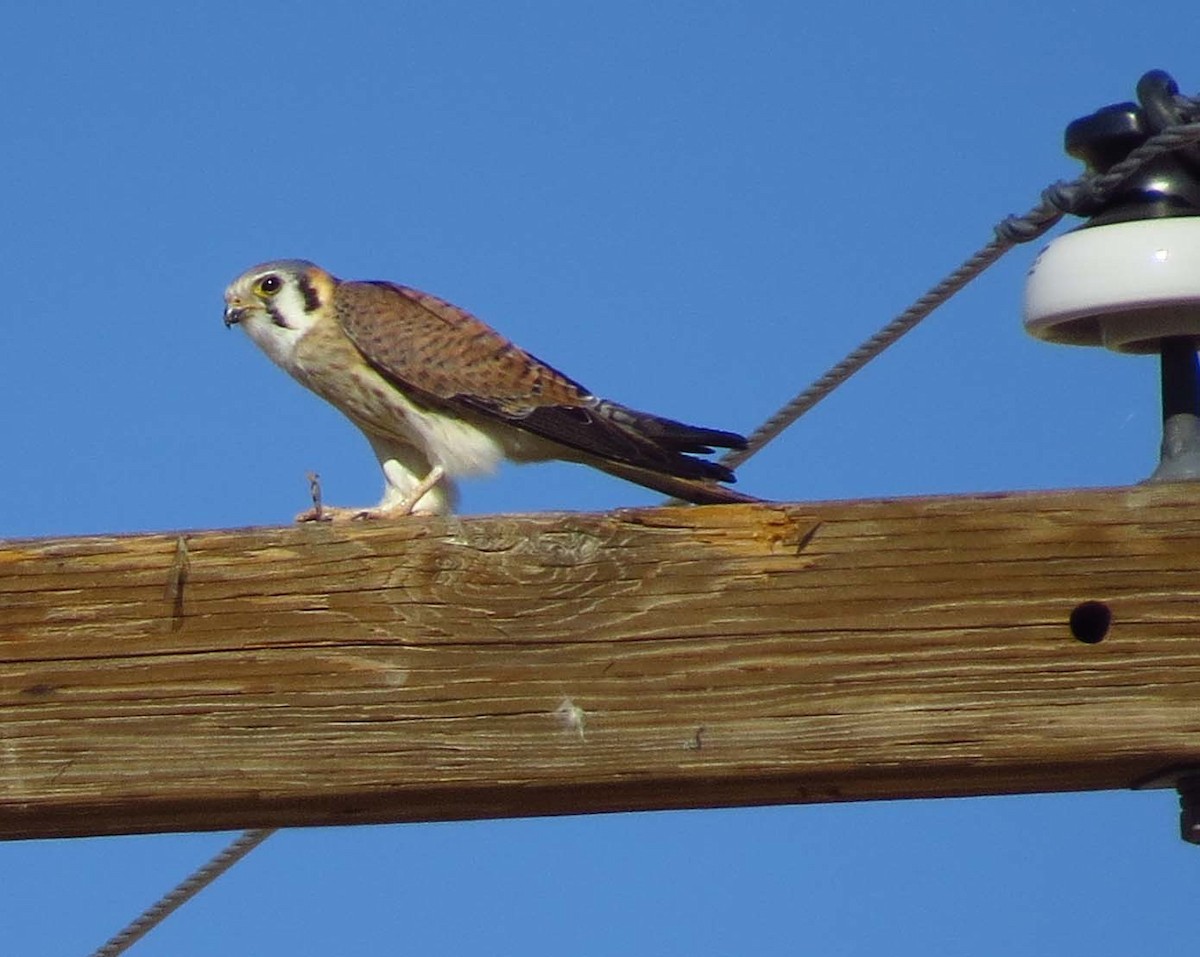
[[2, 485, 1199, 840]]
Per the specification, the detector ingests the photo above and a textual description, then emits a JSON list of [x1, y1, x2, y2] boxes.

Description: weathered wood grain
[[2, 485, 1199, 840]]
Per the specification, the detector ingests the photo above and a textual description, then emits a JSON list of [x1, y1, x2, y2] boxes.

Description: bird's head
[[224, 259, 337, 362]]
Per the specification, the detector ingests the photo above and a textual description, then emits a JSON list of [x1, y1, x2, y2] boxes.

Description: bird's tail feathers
[[592, 458, 763, 506], [595, 401, 747, 483]]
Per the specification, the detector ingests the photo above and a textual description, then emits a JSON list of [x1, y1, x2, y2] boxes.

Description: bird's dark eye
[[256, 275, 283, 297]]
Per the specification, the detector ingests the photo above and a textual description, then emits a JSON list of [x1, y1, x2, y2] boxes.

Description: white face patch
[[237, 308, 306, 368]]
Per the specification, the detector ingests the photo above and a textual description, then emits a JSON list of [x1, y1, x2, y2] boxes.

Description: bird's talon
[[295, 505, 373, 523], [294, 507, 328, 523]]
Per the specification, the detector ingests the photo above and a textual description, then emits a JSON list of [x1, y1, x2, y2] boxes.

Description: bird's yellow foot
[[294, 501, 431, 523]]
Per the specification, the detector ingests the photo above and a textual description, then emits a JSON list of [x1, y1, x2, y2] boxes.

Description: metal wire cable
[[721, 115, 1200, 472], [89, 828, 276, 957]]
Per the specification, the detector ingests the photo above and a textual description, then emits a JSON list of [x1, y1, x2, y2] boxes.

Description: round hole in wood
[[1069, 601, 1111, 644]]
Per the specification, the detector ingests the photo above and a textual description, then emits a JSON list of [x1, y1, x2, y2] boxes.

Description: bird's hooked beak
[[223, 301, 248, 328]]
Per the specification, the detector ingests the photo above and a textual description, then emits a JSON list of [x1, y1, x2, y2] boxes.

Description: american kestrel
[[224, 260, 755, 519]]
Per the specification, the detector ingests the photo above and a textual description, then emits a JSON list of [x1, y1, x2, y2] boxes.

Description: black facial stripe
[[297, 274, 322, 313], [267, 304, 288, 329]]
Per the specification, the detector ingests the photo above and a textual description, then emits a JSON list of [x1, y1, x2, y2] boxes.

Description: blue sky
[[3, 2, 1199, 954]]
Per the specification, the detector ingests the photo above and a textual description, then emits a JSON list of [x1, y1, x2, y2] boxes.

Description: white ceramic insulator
[[1023, 217, 1200, 353]]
